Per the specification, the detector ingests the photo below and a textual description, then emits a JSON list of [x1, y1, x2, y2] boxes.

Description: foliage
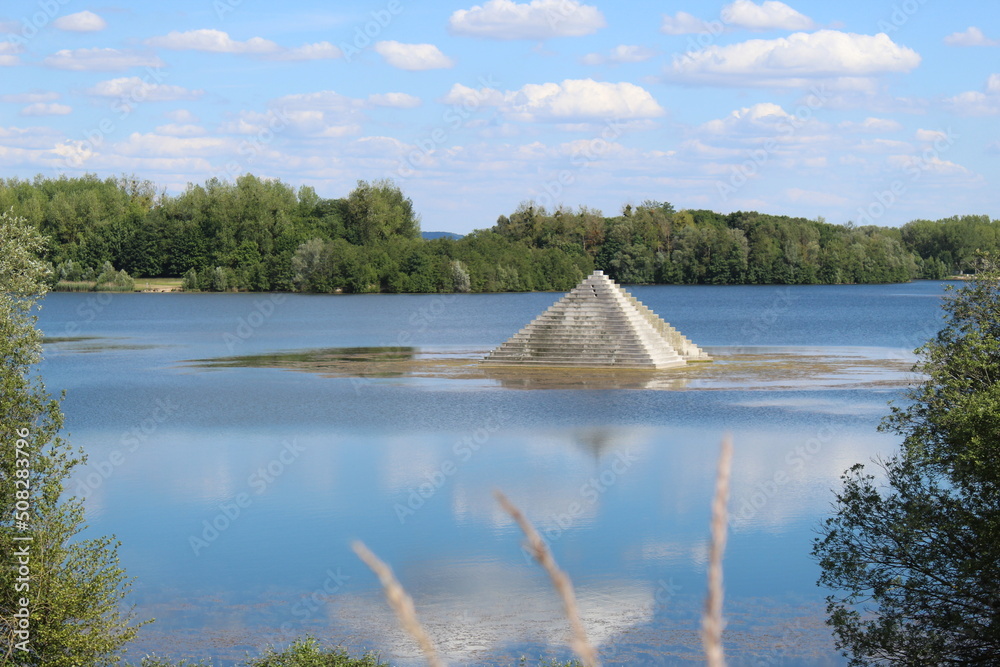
[[137, 637, 582, 666], [0, 211, 148, 665], [2, 174, 997, 294], [813, 262, 1000, 665]]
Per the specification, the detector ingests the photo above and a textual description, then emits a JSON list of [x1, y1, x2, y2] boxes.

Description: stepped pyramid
[[483, 270, 710, 369]]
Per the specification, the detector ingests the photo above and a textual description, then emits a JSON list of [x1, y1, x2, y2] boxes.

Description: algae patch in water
[[184, 345, 919, 391]]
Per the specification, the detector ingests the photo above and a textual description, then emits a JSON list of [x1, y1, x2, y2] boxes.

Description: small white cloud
[[0, 41, 24, 66], [988, 74, 1000, 93], [53, 10, 107, 32], [368, 92, 422, 108], [721, 0, 816, 31], [154, 123, 207, 137], [944, 90, 1000, 116], [43, 48, 164, 71], [274, 41, 342, 61], [944, 26, 999, 47], [668, 30, 921, 87], [915, 129, 946, 142], [374, 41, 454, 70], [838, 117, 903, 133], [0, 91, 58, 104], [146, 29, 280, 54], [661, 11, 711, 35], [448, 0, 605, 40], [581, 44, 656, 65], [164, 109, 199, 123], [21, 102, 72, 116], [444, 78, 664, 122], [701, 102, 796, 134], [87, 77, 204, 103]]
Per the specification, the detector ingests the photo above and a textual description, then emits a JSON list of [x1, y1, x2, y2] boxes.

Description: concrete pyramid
[[483, 270, 710, 369]]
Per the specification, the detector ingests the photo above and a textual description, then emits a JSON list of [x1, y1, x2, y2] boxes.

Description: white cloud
[[164, 109, 199, 123], [0, 92, 58, 104], [154, 123, 207, 137], [886, 154, 970, 176], [273, 41, 342, 61], [701, 102, 795, 134], [448, 0, 605, 40], [368, 92, 422, 108], [87, 77, 204, 102], [221, 91, 367, 139], [444, 78, 664, 122], [374, 41, 453, 70], [944, 90, 1000, 116], [273, 90, 364, 113], [20, 103, 72, 116], [720, 0, 816, 31], [114, 132, 231, 158], [838, 117, 903, 133], [661, 11, 712, 35], [146, 29, 280, 54], [53, 10, 107, 32], [43, 48, 164, 71], [0, 41, 23, 66], [662, 1, 813, 35], [915, 129, 947, 142], [668, 30, 921, 87], [944, 26, 999, 47], [989, 74, 1000, 94], [581, 45, 656, 66]]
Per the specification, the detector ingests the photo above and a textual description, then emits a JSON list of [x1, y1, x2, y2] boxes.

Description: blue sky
[[1, 0, 997, 233]]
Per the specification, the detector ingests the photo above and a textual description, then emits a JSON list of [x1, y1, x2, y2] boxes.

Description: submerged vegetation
[[1, 174, 996, 294]]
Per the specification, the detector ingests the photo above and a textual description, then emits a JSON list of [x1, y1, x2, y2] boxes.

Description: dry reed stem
[[702, 435, 733, 667], [494, 489, 600, 667], [351, 540, 446, 667]]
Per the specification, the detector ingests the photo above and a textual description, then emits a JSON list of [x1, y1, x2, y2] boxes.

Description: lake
[[34, 281, 953, 666]]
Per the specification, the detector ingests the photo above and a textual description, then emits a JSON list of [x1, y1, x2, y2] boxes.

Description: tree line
[[1, 173, 996, 293]]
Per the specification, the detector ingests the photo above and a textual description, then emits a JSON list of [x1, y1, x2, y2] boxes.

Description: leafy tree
[[0, 211, 148, 665], [813, 262, 1000, 665], [344, 179, 420, 245]]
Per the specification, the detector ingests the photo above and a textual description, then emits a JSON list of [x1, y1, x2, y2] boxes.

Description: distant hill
[[422, 231, 464, 240]]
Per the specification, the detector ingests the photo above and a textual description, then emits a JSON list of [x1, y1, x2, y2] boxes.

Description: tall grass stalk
[[351, 541, 446, 667], [494, 490, 600, 667], [702, 436, 733, 667]]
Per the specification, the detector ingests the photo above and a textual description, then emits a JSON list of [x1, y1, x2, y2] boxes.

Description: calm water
[[34, 282, 953, 666]]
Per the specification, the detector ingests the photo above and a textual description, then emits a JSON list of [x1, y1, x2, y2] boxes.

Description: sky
[[1, 0, 998, 234]]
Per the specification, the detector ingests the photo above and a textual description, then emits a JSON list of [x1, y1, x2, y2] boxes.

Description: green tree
[[813, 263, 1000, 665], [344, 179, 420, 245], [0, 211, 148, 665]]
